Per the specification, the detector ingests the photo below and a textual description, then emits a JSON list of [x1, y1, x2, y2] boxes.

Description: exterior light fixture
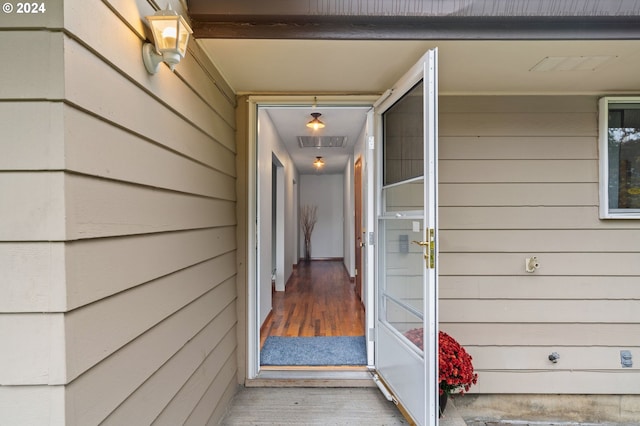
[[142, 5, 193, 74], [306, 112, 326, 130], [313, 156, 325, 169]]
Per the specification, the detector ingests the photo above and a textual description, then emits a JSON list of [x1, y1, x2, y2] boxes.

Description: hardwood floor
[[260, 260, 365, 347]]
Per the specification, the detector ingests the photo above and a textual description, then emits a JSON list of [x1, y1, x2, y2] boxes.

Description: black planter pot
[[439, 392, 448, 418]]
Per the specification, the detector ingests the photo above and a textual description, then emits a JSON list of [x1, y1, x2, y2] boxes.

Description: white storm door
[[374, 48, 438, 426]]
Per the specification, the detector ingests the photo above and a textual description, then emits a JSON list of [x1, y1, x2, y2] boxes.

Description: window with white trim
[[599, 97, 640, 219]]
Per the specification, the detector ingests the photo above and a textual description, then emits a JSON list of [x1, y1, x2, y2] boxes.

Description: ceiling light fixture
[[306, 112, 326, 130], [142, 5, 193, 74], [313, 156, 325, 169]]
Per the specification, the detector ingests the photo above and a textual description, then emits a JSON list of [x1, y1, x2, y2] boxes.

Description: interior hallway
[[260, 260, 365, 347]]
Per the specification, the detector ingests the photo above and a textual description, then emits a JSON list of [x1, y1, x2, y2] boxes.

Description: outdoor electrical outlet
[[621, 350, 633, 368], [525, 256, 540, 273]]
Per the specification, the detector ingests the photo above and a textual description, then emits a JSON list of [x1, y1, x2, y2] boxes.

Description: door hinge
[[368, 231, 375, 245], [368, 136, 375, 150]]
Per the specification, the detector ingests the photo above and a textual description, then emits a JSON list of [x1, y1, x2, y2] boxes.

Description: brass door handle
[[413, 230, 435, 269]]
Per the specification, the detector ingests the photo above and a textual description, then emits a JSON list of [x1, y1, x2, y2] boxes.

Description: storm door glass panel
[[379, 217, 425, 353], [384, 81, 424, 186], [608, 103, 640, 212], [380, 78, 426, 353]]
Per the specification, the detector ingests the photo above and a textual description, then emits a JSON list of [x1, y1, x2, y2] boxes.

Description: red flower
[[438, 331, 478, 395], [404, 328, 478, 396]]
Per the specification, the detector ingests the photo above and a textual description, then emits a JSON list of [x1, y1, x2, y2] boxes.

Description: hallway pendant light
[[313, 156, 325, 169], [142, 5, 193, 74], [306, 112, 326, 130]]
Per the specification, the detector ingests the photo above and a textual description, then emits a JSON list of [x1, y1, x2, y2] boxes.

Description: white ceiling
[[198, 39, 640, 174], [264, 107, 370, 174]]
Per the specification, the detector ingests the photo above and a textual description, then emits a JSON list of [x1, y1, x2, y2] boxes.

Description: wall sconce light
[[142, 5, 193, 74], [313, 156, 325, 169], [306, 113, 326, 130]]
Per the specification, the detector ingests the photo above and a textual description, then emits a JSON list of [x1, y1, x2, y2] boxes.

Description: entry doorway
[[246, 96, 378, 378]]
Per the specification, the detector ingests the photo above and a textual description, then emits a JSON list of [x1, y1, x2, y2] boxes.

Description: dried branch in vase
[[300, 204, 318, 261]]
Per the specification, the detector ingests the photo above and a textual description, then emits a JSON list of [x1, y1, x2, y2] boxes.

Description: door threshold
[[246, 367, 376, 388], [260, 365, 370, 371]]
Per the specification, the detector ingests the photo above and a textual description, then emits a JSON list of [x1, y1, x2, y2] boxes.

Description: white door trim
[[245, 94, 379, 380]]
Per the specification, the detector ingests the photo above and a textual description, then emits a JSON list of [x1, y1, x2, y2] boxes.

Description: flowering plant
[[438, 330, 478, 396], [403, 328, 478, 396]]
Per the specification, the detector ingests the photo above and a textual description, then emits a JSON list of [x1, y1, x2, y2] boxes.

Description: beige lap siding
[[438, 95, 640, 394], [0, 0, 238, 424]]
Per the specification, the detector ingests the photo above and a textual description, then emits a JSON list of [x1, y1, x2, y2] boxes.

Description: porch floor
[[219, 387, 467, 425]]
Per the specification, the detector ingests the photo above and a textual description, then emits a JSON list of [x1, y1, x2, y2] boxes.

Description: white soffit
[[199, 39, 640, 94]]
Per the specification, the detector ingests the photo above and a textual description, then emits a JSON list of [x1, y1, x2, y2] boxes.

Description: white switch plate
[[412, 221, 420, 232]]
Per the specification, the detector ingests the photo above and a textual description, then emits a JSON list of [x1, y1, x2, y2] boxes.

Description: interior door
[[373, 48, 438, 426]]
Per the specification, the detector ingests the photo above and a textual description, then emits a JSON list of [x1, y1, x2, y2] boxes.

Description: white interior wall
[[299, 174, 345, 259], [257, 110, 298, 325]]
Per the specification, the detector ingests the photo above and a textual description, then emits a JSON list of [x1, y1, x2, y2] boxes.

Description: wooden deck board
[[219, 387, 408, 425]]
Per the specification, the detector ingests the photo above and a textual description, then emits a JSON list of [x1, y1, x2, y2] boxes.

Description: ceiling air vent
[[298, 136, 347, 148], [529, 55, 617, 72]]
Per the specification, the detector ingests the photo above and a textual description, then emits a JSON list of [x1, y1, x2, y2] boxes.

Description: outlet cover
[[621, 350, 633, 368]]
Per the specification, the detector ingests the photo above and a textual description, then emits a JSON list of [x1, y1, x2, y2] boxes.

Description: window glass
[[383, 81, 423, 186], [605, 101, 640, 216]]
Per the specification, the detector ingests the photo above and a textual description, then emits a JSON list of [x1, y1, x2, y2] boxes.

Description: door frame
[[244, 94, 379, 381]]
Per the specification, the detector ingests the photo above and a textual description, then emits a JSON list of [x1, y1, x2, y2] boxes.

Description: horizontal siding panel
[[181, 39, 237, 114], [0, 102, 64, 170], [0, 243, 66, 312], [0, 314, 65, 385], [469, 346, 640, 371], [440, 300, 640, 323], [439, 183, 596, 206], [441, 324, 640, 347], [155, 351, 237, 426], [65, 279, 236, 426], [440, 160, 597, 183], [440, 229, 640, 252], [440, 276, 640, 300], [0, 386, 65, 426], [0, 172, 65, 241], [64, 174, 235, 239], [206, 379, 238, 426], [440, 253, 640, 276], [1, 31, 63, 99], [440, 206, 640, 230], [439, 136, 597, 160], [69, 0, 235, 125], [184, 353, 238, 426], [66, 251, 236, 380], [65, 106, 236, 195], [439, 96, 597, 114], [101, 304, 237, 425], [66, 227, 236, 309], [440, 112, 597, 137], [64, 35, 235, 153], [472, 371, 640, 394]]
